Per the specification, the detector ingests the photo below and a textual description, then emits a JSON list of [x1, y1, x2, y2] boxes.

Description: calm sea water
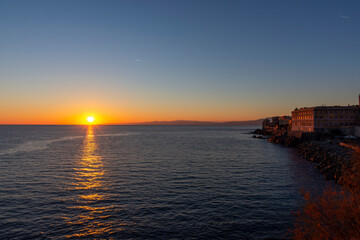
[[0, 125, 328, 239]]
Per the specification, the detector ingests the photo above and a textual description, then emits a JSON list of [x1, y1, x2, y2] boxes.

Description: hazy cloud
[[135, 59, 143, 62], [338, 15, 351, 19]]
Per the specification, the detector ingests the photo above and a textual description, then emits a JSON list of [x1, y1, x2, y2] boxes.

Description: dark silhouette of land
[[131, 119, 264, 126]]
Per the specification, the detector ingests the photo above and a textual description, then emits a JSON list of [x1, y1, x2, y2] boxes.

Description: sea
[[0, 125, 329, 239]]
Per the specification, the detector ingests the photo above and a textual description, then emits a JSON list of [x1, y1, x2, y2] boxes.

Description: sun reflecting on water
[[1, 126, 334, 239], [75, 126, 103, 191], [64, 126, 120, 238]]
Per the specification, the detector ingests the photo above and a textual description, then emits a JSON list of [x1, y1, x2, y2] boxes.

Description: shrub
[[293, 150, 360, 239]]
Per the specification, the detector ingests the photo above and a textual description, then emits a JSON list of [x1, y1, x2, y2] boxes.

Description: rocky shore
[[251, 129, 358, 181], [297, 141, 351, 180]]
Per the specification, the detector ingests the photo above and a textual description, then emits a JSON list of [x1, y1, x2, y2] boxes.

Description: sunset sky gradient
[[1, 0, 360, 124]]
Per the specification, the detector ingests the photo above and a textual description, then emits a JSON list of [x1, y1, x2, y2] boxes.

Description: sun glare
[[87, 116, 95, 124]]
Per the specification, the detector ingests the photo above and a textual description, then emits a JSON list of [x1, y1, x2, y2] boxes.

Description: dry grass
[[293, 150, 360, 240]]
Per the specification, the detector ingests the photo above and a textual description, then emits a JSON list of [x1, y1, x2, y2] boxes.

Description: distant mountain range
[[131, 119, 264, 126]]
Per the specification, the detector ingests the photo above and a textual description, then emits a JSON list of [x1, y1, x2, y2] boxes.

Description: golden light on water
[[64, 126, 122, 238]]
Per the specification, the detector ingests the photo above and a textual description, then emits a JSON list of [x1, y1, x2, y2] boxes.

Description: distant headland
[[130, 119, 264, 126]]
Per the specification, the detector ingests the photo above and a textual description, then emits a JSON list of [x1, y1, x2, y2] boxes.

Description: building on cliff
[[262, 116, 291, 131], [291, 95, 360, 133]]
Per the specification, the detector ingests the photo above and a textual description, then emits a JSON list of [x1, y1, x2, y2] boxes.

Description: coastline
[[251, 129, 359, 181]]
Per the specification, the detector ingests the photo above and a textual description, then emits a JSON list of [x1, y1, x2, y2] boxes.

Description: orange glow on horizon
[[0, 102, 274, 125], [0, 92, 281, 124]]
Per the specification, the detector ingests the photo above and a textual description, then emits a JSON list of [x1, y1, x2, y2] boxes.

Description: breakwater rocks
[[250, 129, 271, 136], [250, 129, 271, 140], [251, 129, 354, 181], [267, 132, 300, 147], [297, 141, 351, 181]]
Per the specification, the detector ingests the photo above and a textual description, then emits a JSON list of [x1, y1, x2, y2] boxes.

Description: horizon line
[[0, 119, 265, 126]]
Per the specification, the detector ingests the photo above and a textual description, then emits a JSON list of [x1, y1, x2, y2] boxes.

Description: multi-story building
[[278, 116, 291, 127], [262, 116, 291, 131], [291, 95, 360, 132]]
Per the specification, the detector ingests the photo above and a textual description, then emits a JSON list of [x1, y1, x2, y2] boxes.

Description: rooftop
[[293, 105, 360, 111]]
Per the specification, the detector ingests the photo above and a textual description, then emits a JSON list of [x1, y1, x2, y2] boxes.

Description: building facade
[[262, 116, 291, 131], [291, 106, 360, 132]]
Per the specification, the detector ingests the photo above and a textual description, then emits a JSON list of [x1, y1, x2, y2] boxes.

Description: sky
[[1, 0, 360, 124]]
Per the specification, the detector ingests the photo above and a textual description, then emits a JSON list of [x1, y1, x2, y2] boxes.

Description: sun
[[87, 116, 95, 124]]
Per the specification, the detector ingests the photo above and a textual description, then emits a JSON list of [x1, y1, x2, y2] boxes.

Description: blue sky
[[1, 0, 359, 123]]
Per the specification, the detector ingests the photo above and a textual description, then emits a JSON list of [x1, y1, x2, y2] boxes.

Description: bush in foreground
[[293, 150, 360, 239]]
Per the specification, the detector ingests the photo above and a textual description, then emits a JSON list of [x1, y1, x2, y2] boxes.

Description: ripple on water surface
[[0, 126, 327, 239]]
